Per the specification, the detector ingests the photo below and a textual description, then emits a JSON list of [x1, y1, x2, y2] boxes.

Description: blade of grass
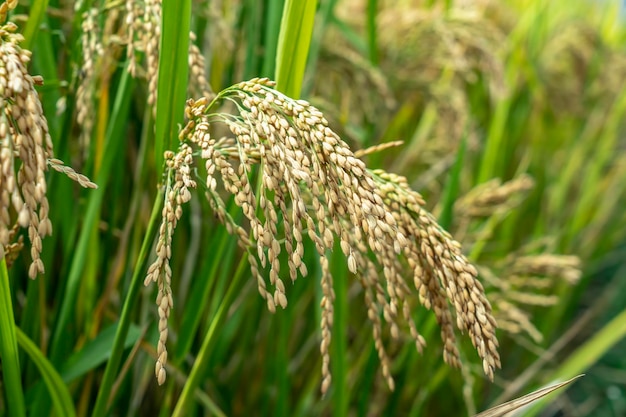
[[438, 132, 466, 230], [328, 13, 366, 54], [0, 258, 26, 417], [568, 87, 626, 243], [302, 0, 337, 96], [476, 95, 511, 183], [261, 0, 285, 78], [243, 0, 263, 79], [474, 375, 583, 417], [60, 323, 143, 383], [366, 0, 378, 65], [171, 255, 249, 417], [154, 0, 191, 171], [477, 1, 546, 183], [356, 345, 379, 417], [523, 308, 626, 417], [540, 89, 626, 339], [21, 0, 49, 51], [394, 98, 440, 174], [15, 328, 76, 417], [275, 0, 318, 97], [490, 297, 599, 407], [90, 186, 164, 417]]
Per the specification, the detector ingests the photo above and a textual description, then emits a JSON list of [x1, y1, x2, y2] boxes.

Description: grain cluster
[[0, 0, 95, 278], [146, 78, 501, 391]]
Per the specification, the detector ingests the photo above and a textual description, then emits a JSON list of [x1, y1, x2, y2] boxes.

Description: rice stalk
[[145, 77, 501, 393]]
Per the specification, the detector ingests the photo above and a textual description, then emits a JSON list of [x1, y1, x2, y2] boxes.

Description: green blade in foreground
[[525, 307, 626, 416], [90, 187, 163, 417], [154, 0, 191, 172], [60, 323, 143, 383], [474, 375, 583, 417], [16, 328, 76, 417], [275, 0, 318, 98], [21, 0, 49, 51], [0, 259, 26, 417], [438, 133, 467, 230]]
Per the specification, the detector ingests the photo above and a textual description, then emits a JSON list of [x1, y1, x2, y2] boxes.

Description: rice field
[[1, 0, 626, 416]]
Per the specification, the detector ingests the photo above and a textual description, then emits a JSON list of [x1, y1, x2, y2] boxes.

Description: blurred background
[[303, 1, 626, 415]]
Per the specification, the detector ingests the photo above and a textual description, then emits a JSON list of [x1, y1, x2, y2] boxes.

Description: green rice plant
[[0, 258, 25, 417], [2, 0, 626, 416]]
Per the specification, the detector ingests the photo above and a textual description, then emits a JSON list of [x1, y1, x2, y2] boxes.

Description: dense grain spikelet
[[455, 174, 535, 218], [508, 254, 581, 284], [143, 0, 161, 107], [125, 0, 143, 76], [475, 243, 581, 343], [148, 78, 500, 389], [353, 140, 404, 158], [124, 1, 214, 112], [0, 1, 96, 273], [453, 175, 535, 243], [145, 146, 195, 384], [452, 174, 582, 343], [3, 224, 22, 267], [188, 32, 214, 100], [120, 0, 162, 107], [48, 159, 98, 189], [75, 8, 102, 155]]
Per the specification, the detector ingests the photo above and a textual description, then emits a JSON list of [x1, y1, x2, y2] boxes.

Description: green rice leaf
[[275, 0, 318, 98], [16, 328, 76, 417], [0, 259, 26, 417], [154, 0, 191, 171]]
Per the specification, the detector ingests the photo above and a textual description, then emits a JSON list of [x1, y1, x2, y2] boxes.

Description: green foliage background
[[1, 0, 626, 416]]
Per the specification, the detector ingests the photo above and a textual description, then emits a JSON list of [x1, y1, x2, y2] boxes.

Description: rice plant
[[1, 0, 625, 416]]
